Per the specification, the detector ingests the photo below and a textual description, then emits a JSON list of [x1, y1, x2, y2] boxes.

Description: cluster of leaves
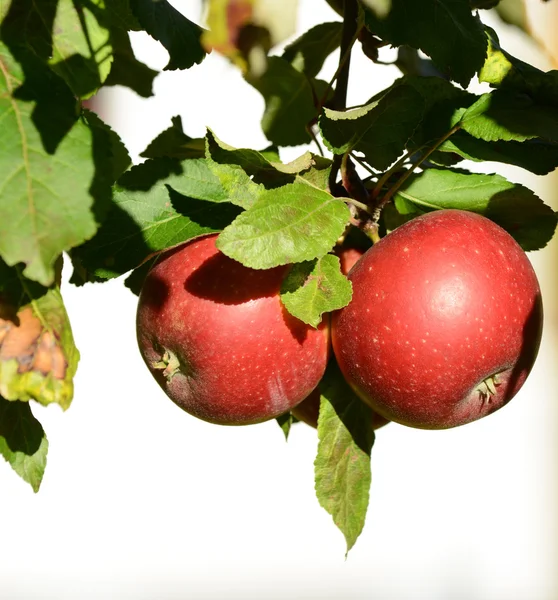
[[1, 0, 557, 551]]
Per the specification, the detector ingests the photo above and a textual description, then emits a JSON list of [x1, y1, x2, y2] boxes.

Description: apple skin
[[136, 234, 330, 425], [291, 244, 389, 431], [332, 209, 543, 430]]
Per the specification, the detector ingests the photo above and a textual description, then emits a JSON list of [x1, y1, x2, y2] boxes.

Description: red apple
[[136, 234, 330, 425], [291, 244, 389, 431], [332, 209, 543, 429]]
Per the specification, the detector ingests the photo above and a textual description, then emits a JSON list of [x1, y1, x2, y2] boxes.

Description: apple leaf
[[319, 84, 425, 170], [0, 397, 48, 493], [207, 162, 265, 209], [206, 129, 328, 188], [363, 0, 487, 87], [106, 0, 142, 31], [71, 158, 242, 280], [394, 169, 558, 250], [495, 0, 529, 33], [457, 91, 558, 143], [140, 116, 205, 160], [314, 360, 376, 554], [48, 0, 113, 99], [103, 26, 158, 98], [216, 182, 350, 269], [0, 268, 80, 411], [129, 0, 207, 70], [276, 412, 295, 440], [247, 57, 320, 147], [0, 42, 100, 286], [439, 131, 558, 176], [282, 21, 343, 78], [281, 255, 352, 328]]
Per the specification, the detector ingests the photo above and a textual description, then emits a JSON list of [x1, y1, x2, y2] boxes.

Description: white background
[[1, 1, 557, 599]]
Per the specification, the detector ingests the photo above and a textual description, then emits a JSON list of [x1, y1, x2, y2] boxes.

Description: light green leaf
[[458, 91, 558, 143], [394, 169, 557, 250], [49, 0, 113, 98], [0, 42, 98, 286], [216, 182, 350, 269], [315, 361, 375, 554], [281, 255, 352, 327], [0, 397, 48, 493]]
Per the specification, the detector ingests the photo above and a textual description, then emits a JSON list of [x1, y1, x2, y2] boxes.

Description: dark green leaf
[[130, 0, 207, 70], [439, 131, 558, 175], [103, 27, 158, 97], [394, 169, 557, 250], [276, 412, 294, 440], [281, 255, 352, 327], [282, 21, 343, 78], [247, 56, 319, 146], [315, 360, 375, 554], [320, 84, 425, 169], [216, 182, 350, 269], [141, 116, 205, 160], [72, 158, 242, 279], [0, 397, 48, 493], [363, 0, 487, 86]]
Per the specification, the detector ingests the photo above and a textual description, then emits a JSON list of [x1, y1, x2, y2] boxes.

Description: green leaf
[[72, 158, 242, 279], [105, 0, 142, 30], [206, 129, 325, 188], [103, 26, 158, 97], [140, 116, 205, 160], [479, 28, 558, 104], [281, 255, 352, 327], [247, 56, 320, 146], [216, 181, 350, 269], [0, 397, 48, 493], [48, 0, 113, 98], [276, 412, 294, 440], [314, 361, 375, 554], [0, 43, 100, 286], [320, 84, 425, 170], [130, 0, 207, 70], [363, 0, 487, 87], [282, 21, 343, 78], [394, 169, 558, 250], [0, 273, 80, 410], [439, 131, 558, 175], [458, 91, 558, 143], [207, 162, 265, 209]]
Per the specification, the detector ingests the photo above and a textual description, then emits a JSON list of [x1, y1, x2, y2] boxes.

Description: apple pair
[[136, 210, 543, 430]]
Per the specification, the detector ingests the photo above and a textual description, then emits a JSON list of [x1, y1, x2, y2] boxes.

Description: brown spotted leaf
[[0, 274, 79, 410]]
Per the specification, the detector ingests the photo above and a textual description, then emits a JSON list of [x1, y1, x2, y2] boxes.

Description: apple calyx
[[475, 374, 501, 403], [152, 349, 180, 381]]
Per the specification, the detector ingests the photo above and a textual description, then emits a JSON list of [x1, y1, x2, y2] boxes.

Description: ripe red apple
[[291, 243, 389, 431], [332, 209, 543, 429], [136, 234, 330, 425]]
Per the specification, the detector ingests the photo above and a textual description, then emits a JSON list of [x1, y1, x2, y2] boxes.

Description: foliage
[[0, 0, 556, 551]]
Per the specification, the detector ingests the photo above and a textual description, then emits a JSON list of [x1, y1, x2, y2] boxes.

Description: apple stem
[[327, 0, 361, 192]]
